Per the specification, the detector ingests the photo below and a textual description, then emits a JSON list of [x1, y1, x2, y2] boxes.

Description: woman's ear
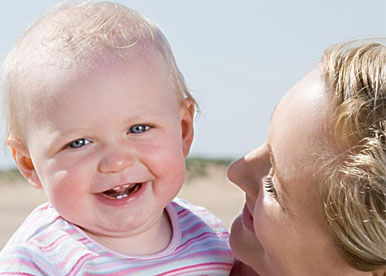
[[7, 137, 42, 189], [180, 98, 195, 158]]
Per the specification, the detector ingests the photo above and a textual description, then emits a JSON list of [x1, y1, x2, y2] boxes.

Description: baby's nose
[[97, 148, 135, 173]]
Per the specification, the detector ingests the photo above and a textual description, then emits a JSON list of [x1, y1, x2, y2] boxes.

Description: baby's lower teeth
[[116, 194, 128, 199], [103, 183, 141, 199]]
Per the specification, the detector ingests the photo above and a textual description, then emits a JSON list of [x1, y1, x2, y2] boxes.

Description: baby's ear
[[7, 137, 42, 189], [180, 98, 195, 157]]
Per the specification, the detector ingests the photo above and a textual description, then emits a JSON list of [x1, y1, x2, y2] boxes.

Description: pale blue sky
[[0, 0, 385, 169]]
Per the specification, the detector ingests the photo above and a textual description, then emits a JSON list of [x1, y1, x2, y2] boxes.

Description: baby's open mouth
[[102, 183, 142, 199]]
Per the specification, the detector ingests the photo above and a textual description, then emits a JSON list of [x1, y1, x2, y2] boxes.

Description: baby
[[0, 1, 233, 275]]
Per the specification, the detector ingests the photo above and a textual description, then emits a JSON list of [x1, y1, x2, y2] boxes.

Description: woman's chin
[[230, 215, 263, 272], [231, 259, 261, 276]]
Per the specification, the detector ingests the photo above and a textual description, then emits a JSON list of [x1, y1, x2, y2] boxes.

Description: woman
[[228, 39, 386, 275]]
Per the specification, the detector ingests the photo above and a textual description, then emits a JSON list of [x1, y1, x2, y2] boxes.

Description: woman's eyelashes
[[128, 124, 151, 134], [262, 168, 277, 197]]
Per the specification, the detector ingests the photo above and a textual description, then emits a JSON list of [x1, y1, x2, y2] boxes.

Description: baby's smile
[[101, 183, 143, 200], [94, 181, 149, 207]]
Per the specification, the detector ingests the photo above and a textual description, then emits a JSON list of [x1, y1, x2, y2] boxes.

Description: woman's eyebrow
[[266, 144, 283, 185]]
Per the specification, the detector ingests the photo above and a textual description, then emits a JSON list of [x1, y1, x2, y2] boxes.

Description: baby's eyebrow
[[50, 128, 88, 145]]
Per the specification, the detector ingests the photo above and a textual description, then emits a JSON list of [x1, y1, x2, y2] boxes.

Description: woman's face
[[228, 69, 368, 275]]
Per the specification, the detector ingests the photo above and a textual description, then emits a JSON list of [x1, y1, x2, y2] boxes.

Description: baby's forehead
[[13, 2, 157, 69], [17, 45, 176, 137], [6, 2, 174, 99], [22, 45, 167, 102]]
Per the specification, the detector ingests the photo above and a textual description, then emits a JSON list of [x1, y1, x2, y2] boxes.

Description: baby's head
[[3, 1, 195, 142], [2, 1, 196, 238]]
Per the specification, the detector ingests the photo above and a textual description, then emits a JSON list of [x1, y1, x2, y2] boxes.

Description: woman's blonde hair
[[320, 39, 386, 271], [2, 1, 196, 140]]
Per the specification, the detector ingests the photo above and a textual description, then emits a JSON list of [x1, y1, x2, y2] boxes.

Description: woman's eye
[[68, 138, 91, 149], [129, 125, 150, 134], [262, 168, 277, 197]]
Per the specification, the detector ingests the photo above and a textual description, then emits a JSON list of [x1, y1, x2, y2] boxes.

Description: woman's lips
[[242, 204, 255, 233]]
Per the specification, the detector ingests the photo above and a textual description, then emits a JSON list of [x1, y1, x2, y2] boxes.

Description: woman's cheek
[[254, 200, 280, 248], [254, 201, 291, 272]]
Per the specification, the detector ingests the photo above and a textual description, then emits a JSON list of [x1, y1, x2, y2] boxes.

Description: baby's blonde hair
[[320, 39, 386, 271], [2, 1, 195, 140]]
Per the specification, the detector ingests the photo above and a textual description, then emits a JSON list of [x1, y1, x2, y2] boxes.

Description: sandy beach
[[0, 163, 245, 249]]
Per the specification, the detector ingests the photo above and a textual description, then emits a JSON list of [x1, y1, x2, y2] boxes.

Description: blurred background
[[0, 0, 385, 248]]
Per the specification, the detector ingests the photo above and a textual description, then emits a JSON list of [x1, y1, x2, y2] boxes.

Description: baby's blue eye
[[129, 125, 150, 133], [129, 125, 150, 134], [68, 138, 91, 149]]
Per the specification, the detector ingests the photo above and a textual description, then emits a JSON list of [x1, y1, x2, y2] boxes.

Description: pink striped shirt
[[0, 198, 234, 275]]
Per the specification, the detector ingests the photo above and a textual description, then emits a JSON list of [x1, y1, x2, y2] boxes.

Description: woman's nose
[[97, 148, 135, 173], [227, 157, 258, 198], [227, 145, 270, 198], [227, 157, 247, 187]]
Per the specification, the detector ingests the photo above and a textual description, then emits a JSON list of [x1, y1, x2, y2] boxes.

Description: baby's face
[[21, 48, 193, 237]]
